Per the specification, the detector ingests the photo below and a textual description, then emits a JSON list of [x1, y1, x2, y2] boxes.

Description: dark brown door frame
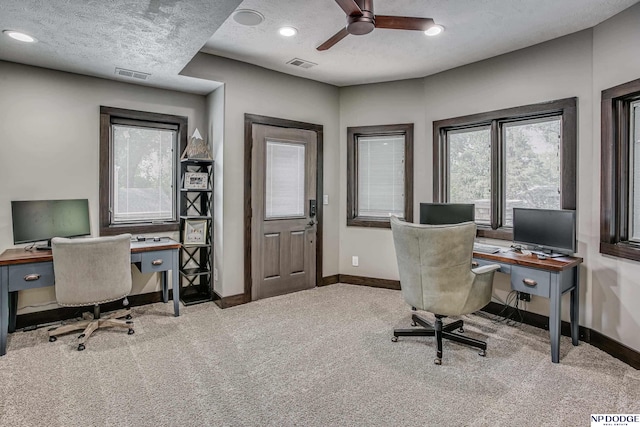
[[244, 114, 324, 302]]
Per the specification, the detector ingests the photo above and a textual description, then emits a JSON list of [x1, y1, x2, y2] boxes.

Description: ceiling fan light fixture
[[232, 9, 265, 26], [3, 30, 37, 43], [279, 26, 298, 37], [424, 24, 444, 37]]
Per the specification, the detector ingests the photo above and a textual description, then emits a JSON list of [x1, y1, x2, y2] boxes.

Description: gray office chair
[[390, 216, 500, 365], [48, 234, 134, 351]]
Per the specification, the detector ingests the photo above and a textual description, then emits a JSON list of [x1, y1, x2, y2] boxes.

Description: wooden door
[[251, 124, 317, 300]]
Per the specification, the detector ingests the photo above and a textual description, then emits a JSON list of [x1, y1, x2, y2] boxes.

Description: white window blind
[[112, 124, 176, 223], [357, 135, 405, 218], [265, 140, 305, 219]]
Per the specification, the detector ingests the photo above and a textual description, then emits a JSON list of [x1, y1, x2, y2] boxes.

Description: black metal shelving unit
[[179, 159, 214, 306]]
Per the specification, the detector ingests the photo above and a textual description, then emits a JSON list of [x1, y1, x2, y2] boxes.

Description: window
[[601, 78, 640, 261], [265, 140, 305, 219], [347, 124, 413, 228], [433, 98, 576, 240], [99, 106, 187, 235]]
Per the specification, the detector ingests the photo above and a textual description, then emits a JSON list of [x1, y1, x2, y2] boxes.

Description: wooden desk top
[[474, 250, 583, 272], [0, 239, 181, 266]]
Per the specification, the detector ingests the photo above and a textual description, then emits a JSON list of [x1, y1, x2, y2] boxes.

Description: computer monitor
[[419, 203, 475, 225], [512, 208, 576, 256], [11, 199, 91, 249]]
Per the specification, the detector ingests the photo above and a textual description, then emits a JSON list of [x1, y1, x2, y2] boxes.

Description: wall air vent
[[286, 58, 317, 69], [114, 67, 151, 80]]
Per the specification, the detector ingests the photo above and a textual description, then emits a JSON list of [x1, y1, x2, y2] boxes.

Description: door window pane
[[448, 127, 491, 224], [357, 135, 405, 217], [112, 125, 176, 223], [265, 140, 305, 219], [630, 101, 640, 242], [504, 116, 561, 226]]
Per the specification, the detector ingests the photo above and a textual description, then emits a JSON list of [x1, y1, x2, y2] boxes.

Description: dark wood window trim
[[600, 78, 640, 262], [433, 98, 577, 240], [347, 123, 414, 228], [99, 106, 188, 236]]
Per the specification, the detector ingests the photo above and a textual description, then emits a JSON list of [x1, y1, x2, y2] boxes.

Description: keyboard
[[473, 243, 502, 254]]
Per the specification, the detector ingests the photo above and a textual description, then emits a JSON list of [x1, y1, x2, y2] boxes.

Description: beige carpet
[[0, 284, 638, 427]]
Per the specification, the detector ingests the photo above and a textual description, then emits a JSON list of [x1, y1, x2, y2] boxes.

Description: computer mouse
[[536, 254, 548, 260], [136, 236, 146, 242], [153, 237, 161, 242]]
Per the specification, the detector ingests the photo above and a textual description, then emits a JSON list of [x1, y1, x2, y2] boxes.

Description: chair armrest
[[472, 264, 501, 276]]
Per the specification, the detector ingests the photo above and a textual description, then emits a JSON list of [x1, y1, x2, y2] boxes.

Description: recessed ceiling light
[[3, 30, 37, 43], [424, 24, 444, 37], [232, 9, 264, 26], [279, 26, 298, 37]]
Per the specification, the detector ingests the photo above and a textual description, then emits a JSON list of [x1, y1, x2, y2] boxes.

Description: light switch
[[323, 194, 329, 205]]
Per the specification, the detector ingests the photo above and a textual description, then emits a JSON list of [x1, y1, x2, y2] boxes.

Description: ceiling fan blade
[[335, 0, 363, 16], [317, 27, 350, 51], [375, 15, 435, 31]]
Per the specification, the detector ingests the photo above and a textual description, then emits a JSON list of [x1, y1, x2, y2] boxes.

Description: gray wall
[[336, 4, 640, 353], [338, 29, 593, 329], [589, 3, 640, 351], [2, 2, 639, 354], [0, 61, 207, 313], [339, 78, 426, 280], [183, 55, 341, 297]]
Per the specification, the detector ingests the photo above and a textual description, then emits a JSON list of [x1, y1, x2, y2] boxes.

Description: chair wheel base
[[77, 344, 85, 351], [458, 327, 464, 333], [434, 358, 442, 365], [391, 336, 398, 342], [479, 349, 486, 357], [49, 336, 57, 342], [128, 329, 135, 335]]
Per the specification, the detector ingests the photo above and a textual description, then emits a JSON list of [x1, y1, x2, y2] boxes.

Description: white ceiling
[[0, 0, 638, 93], [202, 0, 640, 87], [0, 0, 242, 94]]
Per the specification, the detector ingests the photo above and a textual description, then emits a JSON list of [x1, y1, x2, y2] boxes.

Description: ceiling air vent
[[115, 67, 151, 80], [286, 58, 317, 69]]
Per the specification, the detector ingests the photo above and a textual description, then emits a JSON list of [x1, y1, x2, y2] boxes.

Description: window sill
[[476, 226, 513, 241], [100, 222, 179, 236], [600, 242, 640, 262], [347, 217, 395, 229]]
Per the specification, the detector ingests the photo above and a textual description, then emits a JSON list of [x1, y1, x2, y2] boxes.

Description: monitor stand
[[530, 249, 567, 258], [36, 240, 52, 251]]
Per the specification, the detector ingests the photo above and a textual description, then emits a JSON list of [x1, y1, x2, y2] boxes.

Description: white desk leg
[[1, 266, 8, 356], [570, 267, 580, 346], [172, 249, 180, 317], [549, 274, 562, 363]]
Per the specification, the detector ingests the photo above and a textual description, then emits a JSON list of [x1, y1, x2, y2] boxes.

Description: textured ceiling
[[202, 0, 640, 87], [1, 0, 638, 92], [0, 0, 242, 94]]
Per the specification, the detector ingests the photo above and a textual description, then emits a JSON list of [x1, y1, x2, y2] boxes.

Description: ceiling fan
[[317, 0, 439, 51]]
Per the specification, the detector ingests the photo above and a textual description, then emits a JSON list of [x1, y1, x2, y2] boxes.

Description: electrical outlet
[[323, 194, 329, 205], [352, 256, 359, 267], [519, 292, 531, 302]]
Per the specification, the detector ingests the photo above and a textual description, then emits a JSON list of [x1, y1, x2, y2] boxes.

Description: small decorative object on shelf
[[179, 130, 214, 306], [181, 128, 212, 160], [183, 219, 207, 244], [183, 172, 209, 190]]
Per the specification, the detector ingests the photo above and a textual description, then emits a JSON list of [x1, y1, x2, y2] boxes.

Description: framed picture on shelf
[[183, 219, 207, 244], [184, 172, 209, 190]]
